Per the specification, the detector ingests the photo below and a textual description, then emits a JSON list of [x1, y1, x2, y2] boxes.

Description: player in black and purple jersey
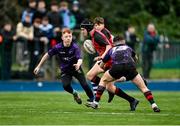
[[34, 28, 94, 104], [87, 35, 160, 112]]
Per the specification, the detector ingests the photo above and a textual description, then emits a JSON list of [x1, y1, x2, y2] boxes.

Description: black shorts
[[61, 67, 86, 86], [108, 63, 138, 81]]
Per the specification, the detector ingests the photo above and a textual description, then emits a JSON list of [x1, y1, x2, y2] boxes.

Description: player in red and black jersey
[[81, 17, 139, 111]]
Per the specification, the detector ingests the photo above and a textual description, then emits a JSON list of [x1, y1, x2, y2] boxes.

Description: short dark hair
[[113, 35, 124, 43], [42, 16, 49, 21], [34, 18, 41, 24], [51, 0, 58, 6], [93, 17, 104, 24], [80, 19, 94, 32], [29, 0, 36, 3]]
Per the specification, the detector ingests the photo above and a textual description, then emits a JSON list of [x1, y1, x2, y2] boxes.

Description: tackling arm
[[34, 53, 49, 75]]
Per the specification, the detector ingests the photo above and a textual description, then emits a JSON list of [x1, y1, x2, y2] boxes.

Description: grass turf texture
[[0, 91, 180, 125]]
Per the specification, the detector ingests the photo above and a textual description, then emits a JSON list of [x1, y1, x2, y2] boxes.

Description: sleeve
[[28, 26, 34, 39], [16, 23, 26, 38], [102, 49, 112, 63], [74, 44, 82, 59], [94, 32, 109, 46], [48, 45, 59, 57]]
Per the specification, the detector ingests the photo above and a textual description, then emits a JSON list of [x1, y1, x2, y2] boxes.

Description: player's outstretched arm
[[73, 59, 82, 71], [34, 53, 49, 75]]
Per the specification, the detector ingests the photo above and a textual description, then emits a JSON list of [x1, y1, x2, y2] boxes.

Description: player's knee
[[101, 77, 109, 84]]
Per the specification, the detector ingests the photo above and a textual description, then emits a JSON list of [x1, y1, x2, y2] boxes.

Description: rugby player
[[34, 28, 94, 104]]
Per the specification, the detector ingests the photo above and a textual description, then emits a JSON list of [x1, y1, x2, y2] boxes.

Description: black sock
[[95, 85, 106, 102], [115, 87, 134, 103]]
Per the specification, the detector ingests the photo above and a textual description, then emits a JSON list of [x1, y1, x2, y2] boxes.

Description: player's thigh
[[74, 70, 87, 86], [86, 61, 104, 80], [99, 70, 115, 86], [131, 74, 149, 93], [61, 73, 72, 87]]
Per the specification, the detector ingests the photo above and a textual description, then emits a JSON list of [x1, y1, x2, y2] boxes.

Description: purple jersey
[[103, 44, 136, 65], [48, 42, 82, 72]]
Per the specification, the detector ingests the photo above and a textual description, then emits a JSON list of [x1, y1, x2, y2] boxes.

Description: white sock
[[93, 101, 99, 105], [91, 82, 98, 95], [151, 103, 158, 108]]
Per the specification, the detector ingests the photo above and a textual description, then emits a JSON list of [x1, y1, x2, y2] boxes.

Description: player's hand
[[34, 66, 40, 75], [94, 56, 102, 61], [73, 64, 80, 71]]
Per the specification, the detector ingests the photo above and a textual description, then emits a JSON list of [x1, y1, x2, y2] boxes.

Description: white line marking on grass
[[45, 111, 180, 116]]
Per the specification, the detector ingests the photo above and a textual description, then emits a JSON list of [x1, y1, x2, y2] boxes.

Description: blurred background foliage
[[0, 0, 180, 40]]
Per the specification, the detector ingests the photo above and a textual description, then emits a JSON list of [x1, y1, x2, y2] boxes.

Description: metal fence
[[153, 42, 180, 68]]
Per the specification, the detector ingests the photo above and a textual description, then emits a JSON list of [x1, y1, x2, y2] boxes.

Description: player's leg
[[106, 83, 139, 111], [86, 61, 115, 102], [86, 70, 139, 110], [61, 73, 82, 104], [86, 61, 104, 95], [73, 68, 94, 102], [131, 74, 160, 112], [85, 70, 111, 109]]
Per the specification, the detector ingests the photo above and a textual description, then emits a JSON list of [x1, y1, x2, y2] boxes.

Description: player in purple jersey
[[34, 28, 94, 104], [87, 35, 160, 112]]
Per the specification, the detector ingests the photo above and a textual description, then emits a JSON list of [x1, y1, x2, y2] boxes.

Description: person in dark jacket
[[124, 25, 139, 50], [33, 0, 47, 21], [28, 18, 48, 78], [71, 0, 85, 29], [21, 0, 37, 24], [142, 23, 160, 79], [0, 23, 17, 80]]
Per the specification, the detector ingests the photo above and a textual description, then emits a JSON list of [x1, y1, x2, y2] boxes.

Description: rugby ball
[[83, 39, 96, 54]]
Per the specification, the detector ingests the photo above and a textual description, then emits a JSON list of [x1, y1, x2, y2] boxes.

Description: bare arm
[[34, 53, 49, 75], [94, 45, 112, 61], [101, 45, 112, 59], [73, 59, 83, 71]]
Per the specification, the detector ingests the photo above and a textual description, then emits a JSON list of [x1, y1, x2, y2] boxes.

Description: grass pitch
[[0, 91, 180, 125]]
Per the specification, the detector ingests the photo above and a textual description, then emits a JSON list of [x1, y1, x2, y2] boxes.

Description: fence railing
[[153, 42, 180, 68], [11, 32, 180, 80]]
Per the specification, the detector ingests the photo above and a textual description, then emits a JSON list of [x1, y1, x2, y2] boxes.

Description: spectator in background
[[48, 1, 62, 28], [21, 0, 37, 24], [39, 16, 53, 43], [33, 0, 47, 21], [16, 14, 34, 58], [59, 1, 76, 29], [142, 23, 160, 79], [47, 0, 62, 42], [0, 23, 16, 80], [124, 25, 139, 51], [71, 0, 85, 29], [28, 18, 48, 78]]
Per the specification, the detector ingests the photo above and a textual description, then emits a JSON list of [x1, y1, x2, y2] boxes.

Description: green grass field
[[0, 91, 180, 125]]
